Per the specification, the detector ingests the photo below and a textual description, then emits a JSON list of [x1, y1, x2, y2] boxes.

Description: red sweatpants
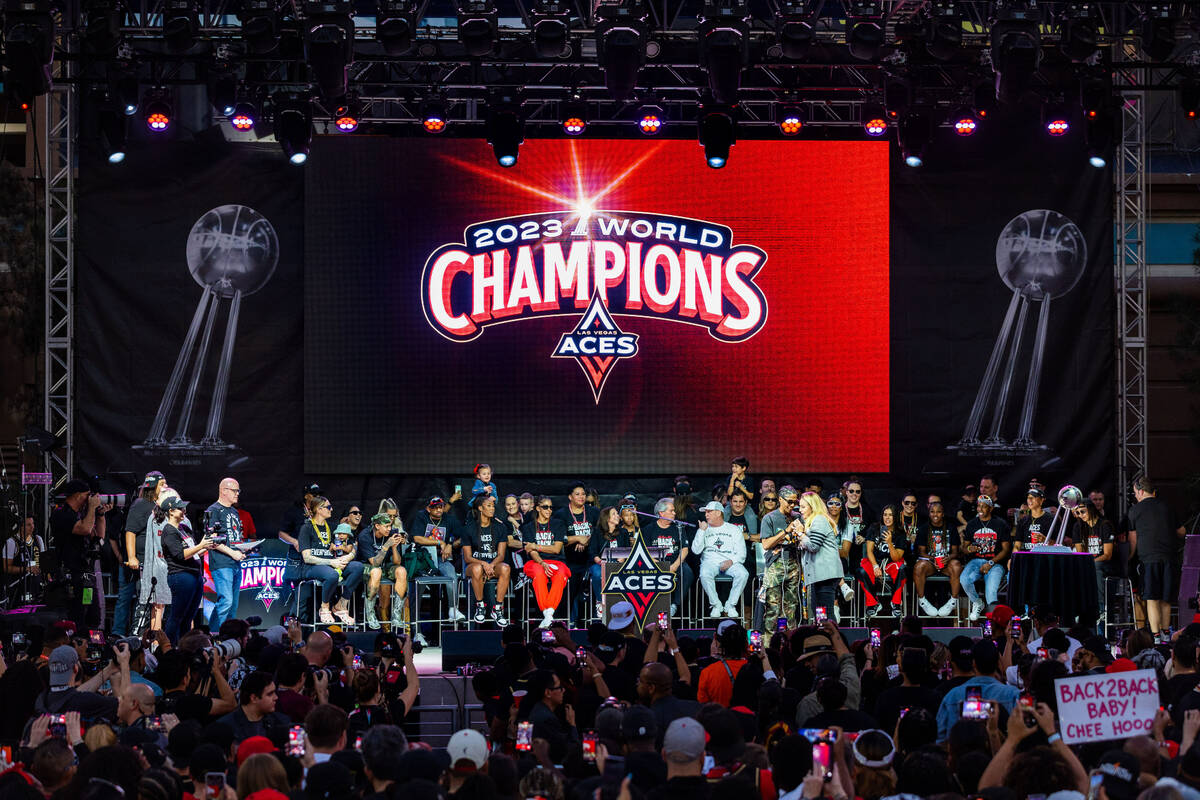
[[860, 557, 906, 607], [523, 560, 571, 612]]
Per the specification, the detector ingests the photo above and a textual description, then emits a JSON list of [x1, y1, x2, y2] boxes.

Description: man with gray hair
[[692, 502, 748, 619], [648, 497, 692, 617], [755, 485, 803, 631]]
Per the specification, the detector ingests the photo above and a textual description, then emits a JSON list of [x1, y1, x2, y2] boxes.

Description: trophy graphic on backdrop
[[947, 209, 1087, 462], [137, 205, 279, 459]]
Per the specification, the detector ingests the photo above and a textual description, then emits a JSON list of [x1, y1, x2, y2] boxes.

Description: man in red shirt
[[697, 620, 749, 706]]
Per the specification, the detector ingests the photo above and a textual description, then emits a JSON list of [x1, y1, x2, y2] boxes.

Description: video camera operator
[[50, 480, 112, 629]]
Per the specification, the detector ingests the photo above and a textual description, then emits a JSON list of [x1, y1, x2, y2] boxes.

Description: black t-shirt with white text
[[464, 519, 507, 562], [206, 501, 246, 570], [1014, 512, 1053, 551], [647, 523, 687, 563], [918, 524, 958, 564], [553, 506, 599, 566], [298, 520, 335, 560], [588, 528, 634, 561], [520, 518, 568, 559], [867, 524, 904, 562], [1074, 518, 1117, 572], [963, 516, 1012, 560]]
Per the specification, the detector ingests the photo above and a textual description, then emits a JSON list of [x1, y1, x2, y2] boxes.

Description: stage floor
[[413, 648, 444, 675]]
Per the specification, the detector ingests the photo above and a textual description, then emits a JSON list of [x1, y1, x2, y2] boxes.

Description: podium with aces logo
[[600, 535, 676, 633]]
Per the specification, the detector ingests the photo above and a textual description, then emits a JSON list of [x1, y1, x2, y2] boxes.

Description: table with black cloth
[[1006, 549, 1100, 621]]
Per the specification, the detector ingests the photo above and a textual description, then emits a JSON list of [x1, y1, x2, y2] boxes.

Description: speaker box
[[1184, 535, 1200, 567], [440, 628, 722, 670]]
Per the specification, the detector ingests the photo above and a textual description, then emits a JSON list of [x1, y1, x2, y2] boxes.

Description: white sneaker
[[724, 603, 739, 618], [840, 583, 854, 601], [710, 604, 724, 619], [937, 598, 957, 617], [918, 597, 939, 616], [449, 608, 467, 622], [539, 608, 555, 628], [414, 632, 429, 647], [833, 605, 841, 623], [670, 603, 678, 617], [968, 600, 984, 621]]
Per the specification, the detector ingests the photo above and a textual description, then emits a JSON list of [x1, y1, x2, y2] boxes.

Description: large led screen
[[305, 138, 890, 474]]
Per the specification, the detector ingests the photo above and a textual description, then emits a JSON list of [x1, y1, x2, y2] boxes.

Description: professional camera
[[397, 632, 423, 655], [205, 639, 242, 660]]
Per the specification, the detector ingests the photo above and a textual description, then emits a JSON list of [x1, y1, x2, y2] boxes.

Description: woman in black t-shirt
[[861, 505, 907, 617], [300, 495, 365, 625], [159, 495, 214, 644], [1072, 500, 1117, 622], [463, 496, 512, 625]]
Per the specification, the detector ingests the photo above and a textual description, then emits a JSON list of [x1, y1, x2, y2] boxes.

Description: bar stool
[[412, 575, 458, 642], [464, 577, 513, 628], [287, 577, 323, 628], [694, 574, 745, 623], [522, 576, 571, 634]]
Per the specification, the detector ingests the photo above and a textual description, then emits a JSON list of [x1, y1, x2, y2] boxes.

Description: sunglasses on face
[[321, 504, 332, 510], [903, 501, 917, 506], [349, 510, 361, 515], [764, 497, 778, 502], [538, 504, 552, 510], [828, 501, 843, 508]]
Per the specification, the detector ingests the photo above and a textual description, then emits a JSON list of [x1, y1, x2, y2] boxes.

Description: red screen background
[[307, 137, 890, 474]]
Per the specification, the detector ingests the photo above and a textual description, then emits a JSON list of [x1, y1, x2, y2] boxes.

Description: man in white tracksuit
[[692, 501, 749, 618]]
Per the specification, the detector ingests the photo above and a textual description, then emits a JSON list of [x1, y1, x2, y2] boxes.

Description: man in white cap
[[692, 501, 748, 618], [608, 600, 637, 635], [445, 729, 489, 794]]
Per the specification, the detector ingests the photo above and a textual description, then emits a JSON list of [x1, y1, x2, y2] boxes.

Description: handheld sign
[[1054, 669, 1159, 744]]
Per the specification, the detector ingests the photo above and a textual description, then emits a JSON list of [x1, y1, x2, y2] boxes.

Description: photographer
[[33, 642, 131, 722], [50, 480, 112, 628], [153, 647, 239, 723], [206, 478, 250, 631]]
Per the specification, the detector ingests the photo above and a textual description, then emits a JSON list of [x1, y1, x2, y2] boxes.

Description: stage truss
[[35, 0, 1155, 498]]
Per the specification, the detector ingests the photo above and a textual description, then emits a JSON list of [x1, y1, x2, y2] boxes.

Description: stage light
[[699, 1, 750, 105], [84, 2, 123, 55], [1059, 3, 1098, 61], [211, 75, 238, 117], [898, 110, 931, 167], [229, 102, 257, 131], [973, 82, 995, 120], [862, 103, 887, 137], [778, 104, 804, 136], [240, 0, 280, 53], [923, 0, 962, 61], [699, 108, 735, 169], [98, 103, 127, 164], [1085, 109, 1112, 168], [421, 97, 448, 133], [846, 0, 884, 62], [162, 0, 199, 52], [1142, 3, 1176, 61], [333, 101, 360, 133], [274, 96, 313, 164], [376, 0, 417, 55], [532, 0, 572, 58], [884, 78, 911, 121], [487, 106, 524, 167], [990, 1, 1041, 104], [1043, 102, 1071, 136], [637, 104, 664, 135], [952, 108, 978, 136], [143, 90, 172, 132], [1181, 79, 1200, 120], [3, 2, 55, 102], [596, 0, 647, 102], [458, 0, 499, 57], [112, 69, 139, 116], [561, 96, 587, 135], [1079, 75, 1108, 120], [303, 1, 355, 101], [775, 0, 815, 60]]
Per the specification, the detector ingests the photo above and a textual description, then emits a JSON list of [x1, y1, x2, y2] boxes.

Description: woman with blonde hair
[[794, 491, 844, 616], [236, 754, 290, 799]]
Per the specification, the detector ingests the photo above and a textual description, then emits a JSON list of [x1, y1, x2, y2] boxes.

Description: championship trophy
[[137, 205, 279, 460], [948, 209, 1087, 460]]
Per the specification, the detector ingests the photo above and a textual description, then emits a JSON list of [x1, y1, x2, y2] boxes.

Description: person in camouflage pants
[[757, 486, 805, 628]]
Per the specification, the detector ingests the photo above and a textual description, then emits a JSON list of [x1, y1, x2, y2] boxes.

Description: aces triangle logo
[[551, 292, 639, 404], [601, 534, 676, 630]]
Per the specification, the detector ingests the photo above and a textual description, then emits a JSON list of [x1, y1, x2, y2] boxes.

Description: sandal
[[319, 607, 335, 624]]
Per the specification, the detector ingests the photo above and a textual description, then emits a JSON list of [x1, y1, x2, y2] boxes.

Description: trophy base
[[922, 441, 1063, 476]]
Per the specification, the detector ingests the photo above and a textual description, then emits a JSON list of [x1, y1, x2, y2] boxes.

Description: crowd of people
[[4, 596, 1200, 800], [17, 460, 1187, 650]]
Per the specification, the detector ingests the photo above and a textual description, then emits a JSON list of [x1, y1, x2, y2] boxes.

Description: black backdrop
[[74, 118, 1113, 530]]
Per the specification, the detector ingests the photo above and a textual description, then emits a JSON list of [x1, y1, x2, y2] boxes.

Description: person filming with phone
[[935, 638, 1020, 741]]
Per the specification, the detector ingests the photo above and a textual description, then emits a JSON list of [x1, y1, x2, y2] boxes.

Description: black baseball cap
[[303, 483, 322, 495]]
